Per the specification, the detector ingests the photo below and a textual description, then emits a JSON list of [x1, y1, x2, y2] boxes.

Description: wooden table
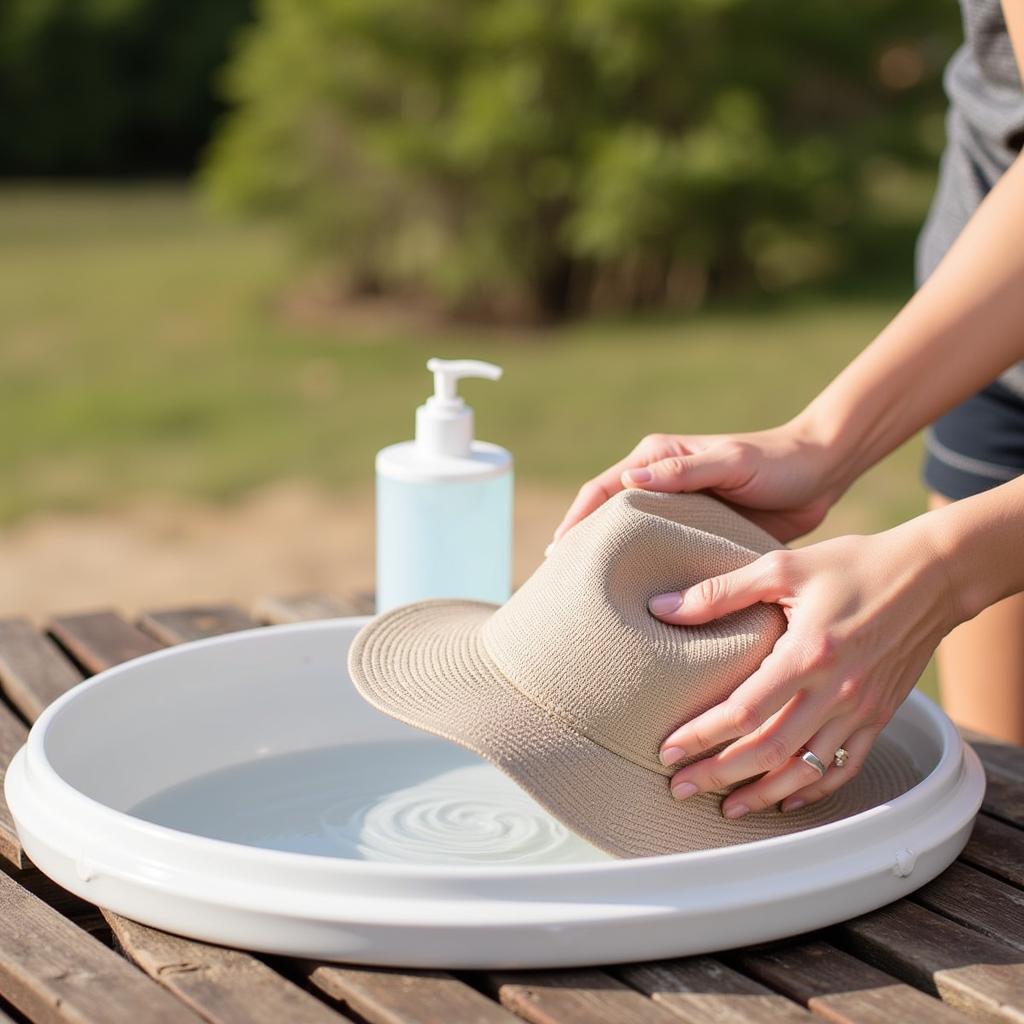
[[1, 595, 1022, 1024]]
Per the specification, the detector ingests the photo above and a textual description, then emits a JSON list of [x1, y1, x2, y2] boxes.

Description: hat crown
[[480, 491, 785, 775]]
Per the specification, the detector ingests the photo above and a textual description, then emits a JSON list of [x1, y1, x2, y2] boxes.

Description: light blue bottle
[[376, 358, 513, 613]]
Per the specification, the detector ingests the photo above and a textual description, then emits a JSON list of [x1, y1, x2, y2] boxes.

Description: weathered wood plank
[[487, 968, 683, 1024], [49, 610, 162, 675], [4, 863, 109, 940], [0, 622, 82, 870], [0, 868, 203, 1023], [731, 938, 973, 1024], [0, 618, 82, 722], [256, 592, 374, 625], [616, 956, 814, 1023], [961, 728, 1024, 782], [139, 606, 258, 646], [0, 699, 27, 868], [980, 770, 1024, 829], [835, 900, 1024, 1024], [912, 861, 1024, 952], [300, 962, 518, 1024], [961, 814, 1024, 889], [960, 728, 1024, 828], [105, 915, 345, 1024]]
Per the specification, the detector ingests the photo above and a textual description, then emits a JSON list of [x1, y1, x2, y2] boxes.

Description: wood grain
[[961, 728, 1024, 782], [836, 900, 1024, 1024], [962, 729, 1024, 828], [139, 606, 258, 645], [0, 622, 82, 869], [617, 956, 814, 1023], [980, 771, 1024, 829], [961, 814, 1024, 888], [912, 861, 1024, 952], [256, 592, 374, 624], [731, 938, 973, 1024], [487, 968, 683, 1024], [105, 915, 345, 1024], [0, 699, 27, 868], [0, 619, 81, 723], [301, 962, 519, 1024], [49, 610, 162, 675], [5, 863, 109, 940], [0, 869, 202, 1023]]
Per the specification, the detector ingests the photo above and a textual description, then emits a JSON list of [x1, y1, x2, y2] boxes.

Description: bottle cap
[[416, 358, 503, 458]]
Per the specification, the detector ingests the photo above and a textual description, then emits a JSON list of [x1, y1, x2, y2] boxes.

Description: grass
[[0, 182, 937, 695], [0, 183, 926, 525]]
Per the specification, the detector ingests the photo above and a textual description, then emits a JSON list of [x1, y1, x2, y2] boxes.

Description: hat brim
[[349, 599, 921, 859]]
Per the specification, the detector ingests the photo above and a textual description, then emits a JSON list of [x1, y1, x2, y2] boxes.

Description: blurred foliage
[[204, 0, 960, 319], [0, 0, 251, 174]]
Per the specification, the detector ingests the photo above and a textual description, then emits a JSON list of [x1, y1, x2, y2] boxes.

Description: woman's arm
[[552, 146, 1024, 545], [801, 146, 1024, 498]]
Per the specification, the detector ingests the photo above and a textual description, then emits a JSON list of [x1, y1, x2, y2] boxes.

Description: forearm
[[795, 151, 1024, 496], [920, 471, 1024, 623]]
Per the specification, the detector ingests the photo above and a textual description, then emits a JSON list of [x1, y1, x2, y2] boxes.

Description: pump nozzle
[[417, 357, 503, 458], [427, 358, 503, 404]]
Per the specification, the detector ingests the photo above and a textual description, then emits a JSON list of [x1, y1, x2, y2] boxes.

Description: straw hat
[[349, 490, 921, 858]]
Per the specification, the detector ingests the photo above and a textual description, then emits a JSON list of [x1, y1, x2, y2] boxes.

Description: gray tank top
[[916, 0, 1024, 394]]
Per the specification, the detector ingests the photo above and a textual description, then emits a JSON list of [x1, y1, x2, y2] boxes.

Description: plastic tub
[[4, 618, 985, 968]]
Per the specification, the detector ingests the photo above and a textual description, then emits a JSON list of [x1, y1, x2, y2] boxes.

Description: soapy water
[[131, 740, 611, 866]]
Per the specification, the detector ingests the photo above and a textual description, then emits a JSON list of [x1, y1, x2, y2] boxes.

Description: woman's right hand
[[549, 419, 846, 549]]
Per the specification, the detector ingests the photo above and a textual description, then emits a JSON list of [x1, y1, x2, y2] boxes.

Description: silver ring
[[796, 747, 827, 777], [833, 747, 849, 768]]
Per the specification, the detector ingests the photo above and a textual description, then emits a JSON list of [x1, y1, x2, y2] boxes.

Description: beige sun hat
[[349, 490, 921, 858]]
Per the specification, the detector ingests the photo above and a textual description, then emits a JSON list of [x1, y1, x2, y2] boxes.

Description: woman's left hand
[[650, 519, 965, 816]]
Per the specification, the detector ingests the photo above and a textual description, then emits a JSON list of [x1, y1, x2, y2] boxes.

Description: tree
[[204, 0, 959, 319], [0, 0, 251, 174]]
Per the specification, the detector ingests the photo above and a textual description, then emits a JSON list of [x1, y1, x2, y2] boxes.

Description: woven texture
[[350, 491, 922, 859]]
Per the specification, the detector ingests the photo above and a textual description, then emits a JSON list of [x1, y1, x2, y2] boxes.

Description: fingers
[[621, 443, 747, 495], [550, 434, 741, 548], [664, 687, 835, 797], [779, 722, 882, 812], [659, 638, 811, 765], [649, 549, 792, 626], [718, 713, 860, 818]]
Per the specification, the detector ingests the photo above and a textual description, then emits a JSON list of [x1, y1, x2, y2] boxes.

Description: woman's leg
[[928, 490, 1024, 743]]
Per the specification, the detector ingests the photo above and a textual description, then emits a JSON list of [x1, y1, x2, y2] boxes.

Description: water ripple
[[321, 765, 592, 864]]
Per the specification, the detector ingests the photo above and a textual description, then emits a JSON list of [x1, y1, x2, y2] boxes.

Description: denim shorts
[[922, 370, 1024, 500]]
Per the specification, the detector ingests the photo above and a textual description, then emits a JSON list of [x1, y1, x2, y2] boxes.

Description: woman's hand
[[650, 518, 964, 816], [549, 418, 846, 549]]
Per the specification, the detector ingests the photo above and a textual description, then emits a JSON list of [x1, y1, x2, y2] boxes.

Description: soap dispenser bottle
[[375, 358, 513, 613]]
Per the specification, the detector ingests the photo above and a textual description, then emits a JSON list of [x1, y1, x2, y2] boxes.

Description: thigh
[[928, 492, 1024, 744]]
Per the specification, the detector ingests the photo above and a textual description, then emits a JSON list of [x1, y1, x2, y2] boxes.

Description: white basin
[[5, 618, 985, 968]]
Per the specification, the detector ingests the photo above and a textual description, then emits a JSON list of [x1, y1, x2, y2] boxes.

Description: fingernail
[[723, 802, 749, 819], [782, 798, 805, 813], [660, 746, 685, 766], [649, 592, 681, 615], [544, 542, 555, 557], [623, 468, 652, 485], [671, 781, 698, 800]]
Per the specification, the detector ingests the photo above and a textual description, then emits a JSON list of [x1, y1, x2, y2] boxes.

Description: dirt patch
[[0, 481, 574, 622]]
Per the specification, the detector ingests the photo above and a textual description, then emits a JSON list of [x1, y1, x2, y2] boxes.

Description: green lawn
[[0, 183, 937, 694], [0, 183, 925, 524]]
